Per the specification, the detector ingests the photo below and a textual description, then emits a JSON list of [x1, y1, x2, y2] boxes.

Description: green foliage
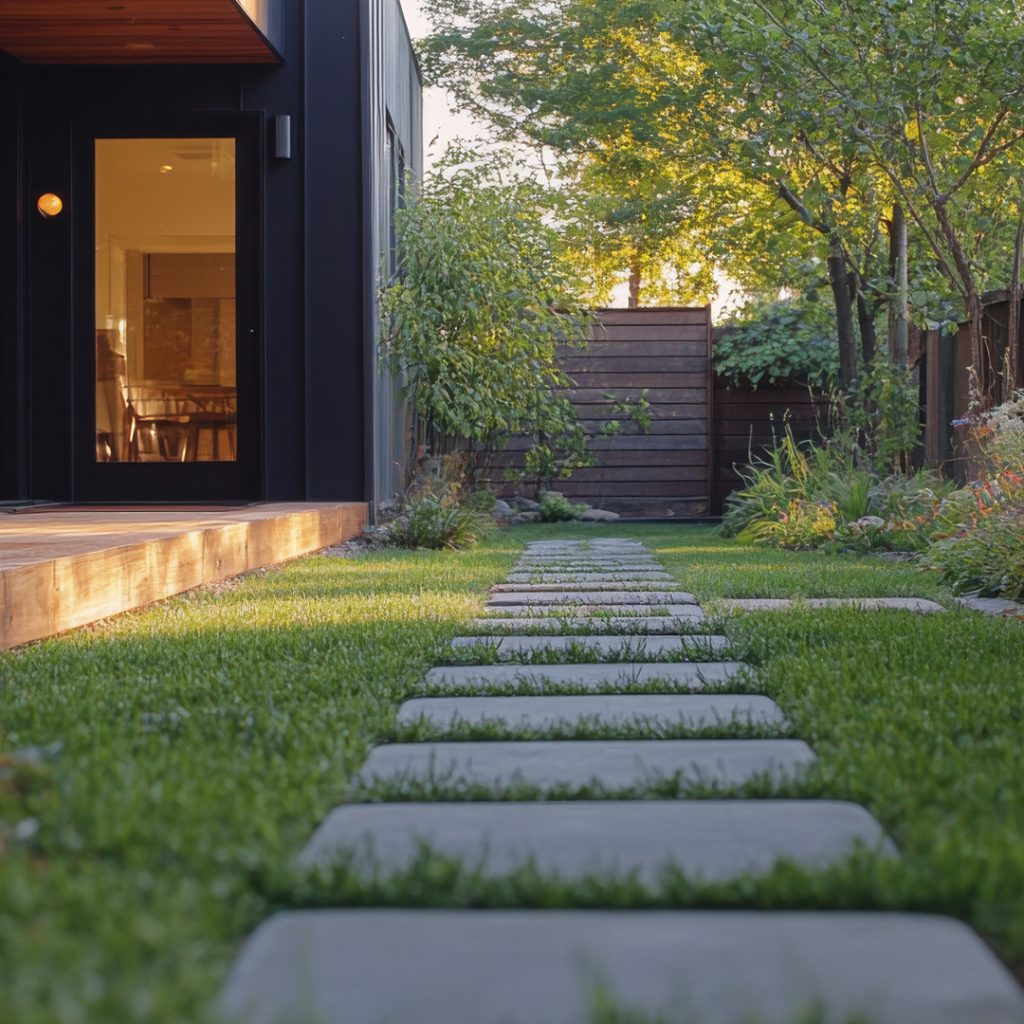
[[515, 392, 596, 493], [715, 298, 840, 389], [367, 494, 488, 551], [722, 424, 954, 552], [922, 392, 1024, 597], [846, 358, 922, 474], [466, 489, 498, 513], [379, 156, 592, 473], [538, 492, 584, 522], [925, 506, 1024, 599]]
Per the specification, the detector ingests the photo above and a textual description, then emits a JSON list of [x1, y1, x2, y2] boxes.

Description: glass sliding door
[[94, 138, 238, 465]]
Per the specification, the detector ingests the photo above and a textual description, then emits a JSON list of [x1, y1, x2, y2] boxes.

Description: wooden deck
[[0, 502, 367, 650]]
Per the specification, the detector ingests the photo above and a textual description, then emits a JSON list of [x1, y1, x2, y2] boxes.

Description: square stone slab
[[396, 693, 785, 730], [355, 739, 815, 792], [450, 635, 714, 659], [469, 616, 713, 634], [489, 591, 698, 605], [491, 604, 701, 618], [220, 910, 1024, 1024], [298, 800, 892, 880], [423, 661, 748, 691], [492, 583, 692, 595], [715, 598, 946, 613], [515, 558, 659, 567], [506, 574, 675, 584]]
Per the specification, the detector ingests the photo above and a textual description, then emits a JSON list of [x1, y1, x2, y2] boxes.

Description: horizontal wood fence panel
[[598, 309, 709, 326], [574, 406, 708, 423], [567, 387, 708, 404], [578, 434, 709, 452], [711, 380, 826, 513], [593, 325, 709, 342], [482, 465, 708, 484], [557, 481, 708, 499], [485, 308, 712, 517], [566, 372, 709, 389], [561, 341, 708, 360], [559, 357, 708, 374], [486, 450, 707, 469]]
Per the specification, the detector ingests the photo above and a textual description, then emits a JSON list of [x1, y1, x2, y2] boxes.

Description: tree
[[379, 158, 594, 483], [420, 0, 893, 387], [699, 0, 1024, 399]]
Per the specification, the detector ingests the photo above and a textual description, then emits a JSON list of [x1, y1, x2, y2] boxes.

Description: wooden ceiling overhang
[[0, 0, 282, 64]]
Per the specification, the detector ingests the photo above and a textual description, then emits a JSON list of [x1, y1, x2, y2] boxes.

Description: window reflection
[[95, 138, 237, 463]]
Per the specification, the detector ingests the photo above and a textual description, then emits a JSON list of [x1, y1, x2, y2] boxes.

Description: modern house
[[0, 0, 422, 508]]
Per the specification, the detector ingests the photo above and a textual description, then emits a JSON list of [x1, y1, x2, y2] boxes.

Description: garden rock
[[512, 498, 540, 511], [511, 512, 539, 524], [492, 500, 514, 519], [580, 508, 620, 521]]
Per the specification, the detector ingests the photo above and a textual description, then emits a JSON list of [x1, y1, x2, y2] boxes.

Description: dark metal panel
[[362, 0, 423, 511], [240, 1, 306, 499], [304, 0, 367, 499], [0, 55, 26, 499]]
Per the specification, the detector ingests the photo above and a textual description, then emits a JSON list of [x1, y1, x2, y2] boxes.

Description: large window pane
[[95, 138, 237, 463]]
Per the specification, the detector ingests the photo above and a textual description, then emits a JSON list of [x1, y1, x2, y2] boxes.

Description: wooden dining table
[[125, 382, 238, 462]]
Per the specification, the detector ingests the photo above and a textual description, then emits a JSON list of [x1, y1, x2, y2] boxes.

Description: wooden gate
[[485, 307, 713, 518]]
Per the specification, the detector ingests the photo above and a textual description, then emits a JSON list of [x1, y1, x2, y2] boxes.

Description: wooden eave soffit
[[0, 0, 282, 65]]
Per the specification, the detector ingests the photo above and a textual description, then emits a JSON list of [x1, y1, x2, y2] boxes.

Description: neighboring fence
[[482, 307, 714, 518], [711, 379, 827, 514], [922, 290, 1024, 479]]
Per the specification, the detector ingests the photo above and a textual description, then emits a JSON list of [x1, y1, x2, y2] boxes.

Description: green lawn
[[2, 524, 1023, 1022]]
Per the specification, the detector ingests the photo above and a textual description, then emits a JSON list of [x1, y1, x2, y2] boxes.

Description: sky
[[400, 0, 482, 167]]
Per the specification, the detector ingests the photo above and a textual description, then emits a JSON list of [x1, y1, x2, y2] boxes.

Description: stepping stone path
[[222, 538, 1023, 1023]]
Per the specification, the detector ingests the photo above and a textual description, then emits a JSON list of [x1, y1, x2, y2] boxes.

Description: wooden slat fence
[[482, 307, 714, 518], [712, 381, 827, 514]]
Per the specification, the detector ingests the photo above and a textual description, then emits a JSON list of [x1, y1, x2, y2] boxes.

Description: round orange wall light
[[37, 193, 65, 219]]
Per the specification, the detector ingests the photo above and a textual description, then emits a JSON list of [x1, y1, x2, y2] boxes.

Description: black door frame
[[70, 112, 264, 502]]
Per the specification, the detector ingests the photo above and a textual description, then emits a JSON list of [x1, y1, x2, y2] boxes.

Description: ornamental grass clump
[[367, 493, 489, 551], [722, 423, 954, 553]]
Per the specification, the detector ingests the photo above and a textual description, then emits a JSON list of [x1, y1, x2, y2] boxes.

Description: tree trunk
[[888, 203, 909, 367], [854, 271, 877, 366], [1008, 213, 1024, 395], [628, 264, 641, 308], [827, 244, 858, 389], [966, 289, 985, 410]]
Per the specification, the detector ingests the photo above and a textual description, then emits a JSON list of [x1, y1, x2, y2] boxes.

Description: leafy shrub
[[379, 153, 594, 483], [920, 393, 1024, 597], [367, 494, 487, 550], [538, 493, 584, 522], [714, 298, 839, 388], [466, 489, 498, 513], [925, 505, 1024, 598], [723, 424, 954, 552], [738, 498, 838, 549]]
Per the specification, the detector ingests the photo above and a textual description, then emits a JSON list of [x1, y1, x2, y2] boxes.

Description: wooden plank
[[557, 480, 708, 498], [0, 0, 281, 63], [549, 466, 708, 484], [559, 357, 707, 374], [597, 309, 708, 326], [485, 450, 707, 469], [563, 341, 708, 359], [593, 325, 709, 342], [566, 388, 708, 404], [0, 503, 366, 651], [563, 372, 708, 389]]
